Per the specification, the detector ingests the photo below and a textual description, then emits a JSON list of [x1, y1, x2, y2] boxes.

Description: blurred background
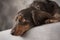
[[0, 0, 60, 31]]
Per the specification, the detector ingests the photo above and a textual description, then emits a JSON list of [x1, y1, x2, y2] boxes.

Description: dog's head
[[11, 13, 34, 36]]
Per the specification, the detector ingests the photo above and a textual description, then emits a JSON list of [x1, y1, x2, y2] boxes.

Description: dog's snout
[[11, 32, 15, 35], [11, 29, 15, 35]]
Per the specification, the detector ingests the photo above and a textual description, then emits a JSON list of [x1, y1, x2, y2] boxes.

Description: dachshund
[[11, 0, 60, 36]]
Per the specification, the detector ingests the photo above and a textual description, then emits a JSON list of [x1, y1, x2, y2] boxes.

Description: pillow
[[0, 22, 60, 40]]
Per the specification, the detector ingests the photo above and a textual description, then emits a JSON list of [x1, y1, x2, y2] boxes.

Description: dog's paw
[[45, 18, 60, 24]]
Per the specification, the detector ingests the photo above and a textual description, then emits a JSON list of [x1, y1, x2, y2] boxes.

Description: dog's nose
[[11, 30, 15, 35], [11, 32, 15, 35]]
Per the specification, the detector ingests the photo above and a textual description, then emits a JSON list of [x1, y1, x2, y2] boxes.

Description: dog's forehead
[[18, 13, 32, 20], [16, 14, 32, 22]]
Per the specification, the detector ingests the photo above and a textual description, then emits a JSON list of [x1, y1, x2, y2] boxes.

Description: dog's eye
[[19, 19, 21, 22], [18, 16, 22, 20], [18, 16, 26, 23], [15, 15, 23, 22]]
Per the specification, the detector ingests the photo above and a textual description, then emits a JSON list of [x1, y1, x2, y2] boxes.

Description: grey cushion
[[0, 22, 60, 40]]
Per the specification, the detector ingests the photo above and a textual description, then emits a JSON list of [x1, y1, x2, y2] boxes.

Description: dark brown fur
[[11, 0, 60, 36]]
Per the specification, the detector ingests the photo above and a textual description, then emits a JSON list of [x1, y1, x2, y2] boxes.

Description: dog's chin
[[11, 33, 23, 36], [11, 30, 21, 36], [11, 23, 31, 36], [11, 30, 27, 36]]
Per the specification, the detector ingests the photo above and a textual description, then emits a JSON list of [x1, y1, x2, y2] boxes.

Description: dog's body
[[17, 7, 52, 26], [11, 0, 60, 36]]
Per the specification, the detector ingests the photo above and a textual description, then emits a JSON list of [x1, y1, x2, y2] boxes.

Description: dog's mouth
[[11, 22, 31, 36]]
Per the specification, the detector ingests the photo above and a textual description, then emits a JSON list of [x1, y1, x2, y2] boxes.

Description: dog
[[11, 0, 60, 36]]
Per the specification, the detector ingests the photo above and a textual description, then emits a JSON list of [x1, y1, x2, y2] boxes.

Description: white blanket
[[0, 22, 60, 40]]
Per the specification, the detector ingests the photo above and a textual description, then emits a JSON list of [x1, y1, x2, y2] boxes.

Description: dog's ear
[[31, 10, 40, 25], [31, 10, 44, 25], [31, 10, 52, 25]]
